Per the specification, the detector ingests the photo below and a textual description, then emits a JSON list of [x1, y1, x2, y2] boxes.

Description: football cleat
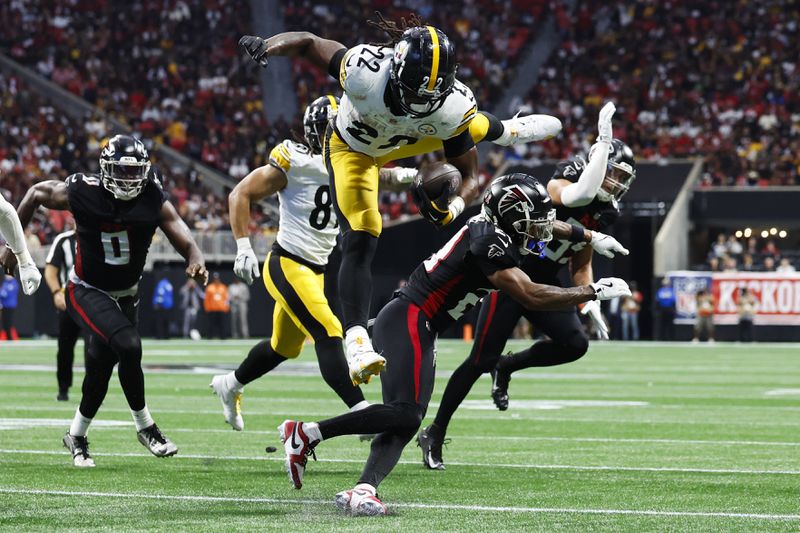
[[278, 420, 319, 489], [62, 433, 95, 468], [417, 425, 447, 470], [490, 368, 510, 411], [57, 389, 69, 402], [137, 424, 178, 457], [347, 349, 386, 386], [210, 374, 244, 431], [496, 113, 562, 146], [335, 485, 387, 516]]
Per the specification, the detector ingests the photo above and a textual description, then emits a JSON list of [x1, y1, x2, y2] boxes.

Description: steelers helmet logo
[[418, 123, 437, 136]]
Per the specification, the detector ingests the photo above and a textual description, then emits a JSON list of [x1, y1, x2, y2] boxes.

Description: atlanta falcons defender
[[418, 103, 639, 469], [1, 135, 207, 467], [274, 173, 630, 516]]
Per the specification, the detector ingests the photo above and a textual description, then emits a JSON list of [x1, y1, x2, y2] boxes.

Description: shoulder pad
[[341, 45, 390, 99], [269, 140, 296, 173], [438, 81, 477, 138], [554, 155, 587, 182]]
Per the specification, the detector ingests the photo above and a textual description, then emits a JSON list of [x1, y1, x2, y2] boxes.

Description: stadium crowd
[[704, 232, 797, 272]]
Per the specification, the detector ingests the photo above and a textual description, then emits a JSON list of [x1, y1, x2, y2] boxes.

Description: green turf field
[[0, 339, 798, 532]]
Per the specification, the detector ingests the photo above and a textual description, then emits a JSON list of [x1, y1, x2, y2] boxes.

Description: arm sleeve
[[0, 195, 30, 260], [328, 47, 347, 80], [559, 141, 611, 207], [442, 128, 475, 158]]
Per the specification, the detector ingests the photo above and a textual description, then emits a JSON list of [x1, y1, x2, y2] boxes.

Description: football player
[[210, 95, 417, 430], [239, 15, 562, 386], [1, 135, 208, 467], [418, 103, 639, 469], [275, 173, 631, 515], [0, 195, 41, 295]]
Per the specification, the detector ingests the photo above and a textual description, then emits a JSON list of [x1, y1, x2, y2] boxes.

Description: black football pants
[[66, 282, 146, 418]]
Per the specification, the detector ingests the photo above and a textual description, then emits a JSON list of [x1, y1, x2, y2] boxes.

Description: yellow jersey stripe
[[462, 105, 477, 120], [326, 95, 338, 111], [426, 26, 440, 91]]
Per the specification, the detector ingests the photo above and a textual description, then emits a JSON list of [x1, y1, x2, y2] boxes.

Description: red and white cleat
[[335, 484, 387, 516], [277, 420, 318, 489]]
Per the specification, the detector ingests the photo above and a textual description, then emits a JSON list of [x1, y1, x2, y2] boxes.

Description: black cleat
[[417, 425, 448, 470], [490, 368, 510, 411], [57, 389, 69, 402], [62, 433, 95, 467], [137, 424, 178, 457]]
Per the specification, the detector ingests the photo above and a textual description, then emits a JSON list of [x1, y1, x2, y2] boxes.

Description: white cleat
[[335, 485, 387, 516], [277, 420, 318, 489], [210, 374, 244, 431], [62, 433, 95, 468], [496, 113, 562, 145], [347, 349, 386, 386], [137, 424, 178, 457]]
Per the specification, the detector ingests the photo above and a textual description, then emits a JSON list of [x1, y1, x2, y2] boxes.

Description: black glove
[[239, 35, 269, 67], [410, 178, 456, 226]]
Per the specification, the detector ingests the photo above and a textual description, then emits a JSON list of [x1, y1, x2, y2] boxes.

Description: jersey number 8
[[309, 186, 337, 230]]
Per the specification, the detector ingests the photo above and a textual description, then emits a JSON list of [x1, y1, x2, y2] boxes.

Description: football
[[417, 161, 462, 199]]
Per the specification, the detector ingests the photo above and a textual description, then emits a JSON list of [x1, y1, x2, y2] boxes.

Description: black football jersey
[[523, 156, 621, 282], [67, 170, 167, 292], [400, 216, 521, 331]]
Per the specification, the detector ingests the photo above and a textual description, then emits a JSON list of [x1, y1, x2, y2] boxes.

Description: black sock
[[479, 111, 506, 142], [234, 340, 286, 385], [338, 230, 378, 330], [432, 361, 484, 433], [315, 336, 365, 408]]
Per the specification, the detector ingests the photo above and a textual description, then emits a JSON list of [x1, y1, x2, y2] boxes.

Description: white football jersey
[[335, 44, 478, 158], [269, 140, 338, 267]]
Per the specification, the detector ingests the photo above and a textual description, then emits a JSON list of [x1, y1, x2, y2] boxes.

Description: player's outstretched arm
[[239, 32, 345, 73], [551, 220, 629, 258], [0, 180, 68, 278], [488, 266, 631, 311], [159, 201, 208, 286], [228, 164, 287, 285]]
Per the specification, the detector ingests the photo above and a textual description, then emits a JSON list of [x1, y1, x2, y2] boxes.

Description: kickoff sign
[[666, 271, 800, 325]]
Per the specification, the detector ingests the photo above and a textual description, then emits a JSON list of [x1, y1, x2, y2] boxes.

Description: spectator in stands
[[692, 290, 715, 343], [180, 278, 205, 339], [0, 274, 19, 340], [711, 234, 728, 258], [777, 258, 796, 273], [228, 278, 250, 339], [708, 257, 720, 272], [152, 267, 174, 340], [737, 288, 757, 343], [655, 278, 676, 341], [722, 256, 738, 272], [204, 273, 229, 339], [762, 240, 781, 260], [741, 253, 756, 272], [726, 235, 743, 256], [620, 281, 643, 341], [762, 256, 776, 272], [745, 238, 759, 257]]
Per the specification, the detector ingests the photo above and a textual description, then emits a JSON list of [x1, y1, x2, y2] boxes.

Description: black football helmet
[[99, 134, 151, 201], [596, 138, 636, 202], [482, 173, 556, 256], [303, 95, 339, 154], [389, 26, 457, 118]]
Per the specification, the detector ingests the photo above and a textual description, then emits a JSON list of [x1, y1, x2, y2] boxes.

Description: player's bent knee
[[346, 208, 382, 237], [389, 401, 425, 432], [109, 327, 142, 360], [563, 333, 589, 361]]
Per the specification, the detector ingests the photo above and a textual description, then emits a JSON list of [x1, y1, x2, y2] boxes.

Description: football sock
[[224, 371, 244, 393], [234, 340, 285, 385], [339, 231, 378, 331], [131, 406, 155, 431], [349, 400, 370, 412], [473, 111, 504, 143], [432, 360, 484, 432], [316, 337, 367, 408], [302, 422, 322, 443], [69, 408, 92, 437]]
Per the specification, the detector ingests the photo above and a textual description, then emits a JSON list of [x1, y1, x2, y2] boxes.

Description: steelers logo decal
[[418, 123, 437, 136]]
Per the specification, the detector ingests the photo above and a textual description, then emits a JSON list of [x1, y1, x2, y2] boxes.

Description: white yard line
[[0, 488, 797, 520], [0, 448, 797, 476]]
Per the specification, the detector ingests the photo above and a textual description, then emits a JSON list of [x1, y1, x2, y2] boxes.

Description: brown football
[[417, 161, 462, 199]]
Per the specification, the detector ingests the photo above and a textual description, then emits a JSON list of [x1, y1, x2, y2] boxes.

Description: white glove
[[590, 277, 631, 301], [581, 300, 609, 339], [17, 257, 42, 295], [597, 101, 616, 142], [233, 238, 260, 285], [590, 231, 629, 258], [392, 167, 418, 185]]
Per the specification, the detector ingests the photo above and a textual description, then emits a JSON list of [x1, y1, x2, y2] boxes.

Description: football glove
[[17, 259, 42, 295], [410, 178, 462, 226], [580, 300, 609, 339], [239, 35, 269, 67], [589, 231, 629, 258], [597, 101, 616, 143], [590, 277, 631, 301], [233, 238, 260, 285]]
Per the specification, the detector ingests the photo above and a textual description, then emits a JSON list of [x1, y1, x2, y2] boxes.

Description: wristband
[[569, 224, 584, 243], [448, 196, 466, 219]]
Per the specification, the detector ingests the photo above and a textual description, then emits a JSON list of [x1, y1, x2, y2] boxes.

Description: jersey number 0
[[101, 230, 131, 265]]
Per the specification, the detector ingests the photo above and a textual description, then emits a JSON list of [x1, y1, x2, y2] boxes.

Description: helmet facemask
[[100, 157, 151, 201], [514, 208, 556, 255], [597, 162, 636, 203], [303, 98, 337, 154]]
